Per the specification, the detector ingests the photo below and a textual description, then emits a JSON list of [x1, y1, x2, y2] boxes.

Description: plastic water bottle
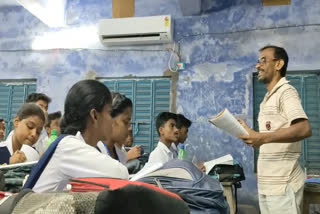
[[47, 130, 58, 147], [178, 144, 188, 160]]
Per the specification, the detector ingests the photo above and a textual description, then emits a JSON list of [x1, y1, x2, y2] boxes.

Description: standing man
[[239, 45, 312, 214]]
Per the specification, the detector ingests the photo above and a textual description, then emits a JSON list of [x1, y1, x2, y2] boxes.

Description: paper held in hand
[[209, 109, 248, 138]]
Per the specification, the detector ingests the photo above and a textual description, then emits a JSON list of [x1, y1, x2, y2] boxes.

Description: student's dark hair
[[259, 45, 289, 77], [176, 114, 192, 129], [155, 112, 177, 136], [16, 103, 45, 123], [60, 80, 112, 135], [26, 93, 52, 104], [45, 111, 62, 128], [0, 118, 4, 123], [111, 92, 132, 118]]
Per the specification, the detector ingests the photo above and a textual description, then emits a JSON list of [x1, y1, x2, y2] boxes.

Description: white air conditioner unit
[[98, 15, 173, 46]]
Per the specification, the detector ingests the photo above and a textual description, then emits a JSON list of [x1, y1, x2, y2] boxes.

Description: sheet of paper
[[203, 154, 233, 175], [21, 144, 40, 162], [130, 162, 163, 181], [209, 109, 248, 138]]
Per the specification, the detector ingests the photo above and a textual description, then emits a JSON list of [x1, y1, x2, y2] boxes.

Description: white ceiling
[[0, 0, 20, 6]]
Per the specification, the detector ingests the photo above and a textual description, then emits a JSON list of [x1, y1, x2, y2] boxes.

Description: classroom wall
[[1, 0, 320, 207]]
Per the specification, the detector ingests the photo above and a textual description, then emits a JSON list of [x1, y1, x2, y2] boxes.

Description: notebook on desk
[[0, 161, 38, 170]]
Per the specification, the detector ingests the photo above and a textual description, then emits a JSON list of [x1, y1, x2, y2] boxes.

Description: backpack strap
[[0, 189, 33, 214], [23, 135, 67, 189]]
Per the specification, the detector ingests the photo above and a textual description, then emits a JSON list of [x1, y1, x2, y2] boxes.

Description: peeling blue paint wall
[[1, 0, 320, 207]]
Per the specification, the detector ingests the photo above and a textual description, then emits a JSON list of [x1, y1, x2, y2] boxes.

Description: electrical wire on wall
[[167, 42, 182, 72]]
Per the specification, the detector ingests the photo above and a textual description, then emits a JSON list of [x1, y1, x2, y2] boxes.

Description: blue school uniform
[[0, 134, 14, 164]]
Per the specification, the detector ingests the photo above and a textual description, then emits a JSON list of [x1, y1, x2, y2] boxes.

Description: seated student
[[125, 129, 142, 162], [96, 93, 134, 165], [146, 112, 179, 165], [39, 111, 62, 152], [0, 118, 6, 142], [170, 114, 192, 158], [32, 80, 128, 193], [172, 114, 206, 172], [45, 111, 62, 137], [0, 103, 45, 165], [26, 93, 52, 155]]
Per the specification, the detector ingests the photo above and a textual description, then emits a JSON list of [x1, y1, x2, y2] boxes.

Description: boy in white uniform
[[147, 112, 179, 165]]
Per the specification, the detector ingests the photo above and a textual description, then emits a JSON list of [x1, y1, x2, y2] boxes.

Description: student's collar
[[75, 131, 86, 143], [265, 77, 289, 100], [158, 141, 172, 154], [170, 143, 178, 151]]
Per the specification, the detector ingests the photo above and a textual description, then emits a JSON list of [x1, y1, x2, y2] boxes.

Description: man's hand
[[238, 119, 266, 148], [9, 151, 26, 164], [127, 146, 142, 161]]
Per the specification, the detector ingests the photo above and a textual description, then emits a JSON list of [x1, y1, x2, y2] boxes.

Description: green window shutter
[[302, 75, 320, 174], [152, 79, 171, 150], [102, 78, 171, 153], [0, 81, 36, 138], [135, 80, 153, 152]]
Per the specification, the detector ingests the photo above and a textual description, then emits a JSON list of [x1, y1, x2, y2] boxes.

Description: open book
[[209, 109, 248, 138], [204, 154, 233, 175]]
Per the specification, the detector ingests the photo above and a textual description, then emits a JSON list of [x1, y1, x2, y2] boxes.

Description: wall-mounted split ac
[[98, 15, 173, 46]]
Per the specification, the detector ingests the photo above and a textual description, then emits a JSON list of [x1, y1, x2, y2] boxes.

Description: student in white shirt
[[26, 93, 52, 155], [32, 80, 129, 193], [41, 111, 62, 150], [45, 111, 62, 137], [124, 129, 142, 162], [172, 114, 206, 172], [97, 92, 136, 165], [0, 103, 45, 165], [147, 112, 179, 165], [170, 114, 191, 158]]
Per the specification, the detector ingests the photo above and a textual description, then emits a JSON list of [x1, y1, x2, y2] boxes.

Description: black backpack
[[208, 163, 245, 183]]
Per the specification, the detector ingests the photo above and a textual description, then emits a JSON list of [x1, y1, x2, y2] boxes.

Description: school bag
[[137, 159, 229, 214], [0, 164, 36, 193], [0, 179, 190, 214], [208, 163, 245, 183], [208, 163, 245, 214], [69, 177, 190, 213]]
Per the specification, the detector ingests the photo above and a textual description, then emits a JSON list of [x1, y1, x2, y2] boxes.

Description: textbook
[[21, 144, 40, 162], [203, 154, 233, 175], [209, 109, 248, 138]]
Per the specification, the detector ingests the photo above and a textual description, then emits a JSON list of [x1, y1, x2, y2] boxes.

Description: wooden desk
[[303, 186, 320, 214], [222, 182, 236, 214]]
